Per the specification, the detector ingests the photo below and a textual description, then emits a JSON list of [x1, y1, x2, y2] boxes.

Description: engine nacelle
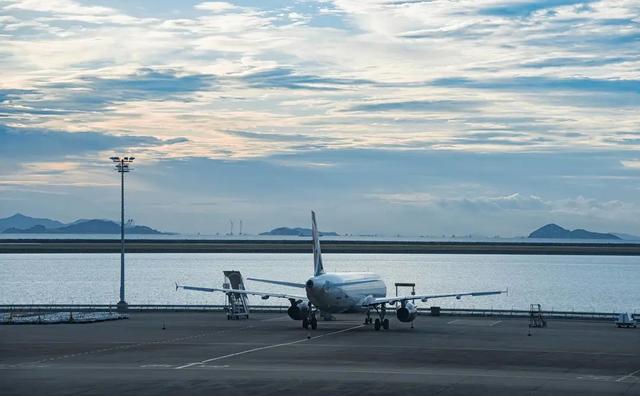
[[396, 301, 418, 323], [287, 301, 309, 320]]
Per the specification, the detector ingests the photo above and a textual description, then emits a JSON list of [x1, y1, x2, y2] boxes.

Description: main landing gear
[[365, 305, 390, 331], [302, 304, 318, 330]]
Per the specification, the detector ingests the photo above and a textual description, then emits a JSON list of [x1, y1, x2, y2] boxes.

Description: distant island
[[260, 227, 339, 237], [528, 224, 621, 240], [0, 213, 168, 235]]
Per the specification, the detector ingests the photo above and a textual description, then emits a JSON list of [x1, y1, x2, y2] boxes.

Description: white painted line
[[489, 320, 502, 326], [576, 375, 614, 381], [616, 368, 640, 382], [175, 324, 364, 370]]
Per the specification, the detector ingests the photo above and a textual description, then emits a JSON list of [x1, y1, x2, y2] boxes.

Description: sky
[[0, 0, 639, 236]]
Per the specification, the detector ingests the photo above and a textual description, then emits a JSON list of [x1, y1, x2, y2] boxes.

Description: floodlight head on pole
[[111, 155, 134, 173]]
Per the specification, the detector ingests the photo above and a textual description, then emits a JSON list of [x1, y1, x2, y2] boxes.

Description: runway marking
[[175, 324, 364, 370], [197, 364, 230, 369], [616, 368, 640, 382], [576, 375, 614, 381]]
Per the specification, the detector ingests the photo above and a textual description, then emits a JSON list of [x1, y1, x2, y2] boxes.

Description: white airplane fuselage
[[305, 272, 386, 313]]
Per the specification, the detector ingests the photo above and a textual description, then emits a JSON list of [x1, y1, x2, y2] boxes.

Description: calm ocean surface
[[1, 253, 638, 313]]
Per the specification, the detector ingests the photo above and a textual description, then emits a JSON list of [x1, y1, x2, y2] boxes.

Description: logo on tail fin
[[311, 211, 324, 276]]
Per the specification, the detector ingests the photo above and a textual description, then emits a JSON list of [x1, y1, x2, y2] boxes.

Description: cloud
[[621, 160, 640, 169], [345, 99, 480, 112], [224, 130, 315, 142], [369, 191, 634, 222], [1, 0, 640, 234], [370, 192, 549, 210], [479, 0, 598, 18], [0, 68, 215, 118], [431, 76, 640, 94], [5, 0, 116, 16], [3, 0, 146, 25], [0, 89, 34, 103], [520, 56, 637, 69], [0, 124, 188, 160], [194, 2, 240, 13], [240, 67, 372, 91], [84, 68, 214, 95]]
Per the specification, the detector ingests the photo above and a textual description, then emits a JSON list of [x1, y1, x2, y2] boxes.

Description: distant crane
[[239, 220, 243, 235], [229, 220, 234, 236]]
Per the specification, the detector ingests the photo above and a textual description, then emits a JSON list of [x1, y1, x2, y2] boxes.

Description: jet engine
[[287, 300, 310, 320], [396, 301, 418, 322]]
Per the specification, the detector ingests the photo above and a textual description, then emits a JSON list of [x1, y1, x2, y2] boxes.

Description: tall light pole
[[110, 156, 134, 312]]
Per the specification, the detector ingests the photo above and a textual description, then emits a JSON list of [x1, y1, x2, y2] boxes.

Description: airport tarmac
[[1, 312, 639, 395]]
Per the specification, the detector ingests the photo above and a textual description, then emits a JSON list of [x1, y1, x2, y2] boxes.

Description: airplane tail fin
[[311, 211, 324, 276]]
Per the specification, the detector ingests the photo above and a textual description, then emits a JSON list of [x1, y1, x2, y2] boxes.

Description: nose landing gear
[[302, 304, 318, 330]]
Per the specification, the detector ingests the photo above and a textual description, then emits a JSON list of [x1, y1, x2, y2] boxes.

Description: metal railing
[[427, 307, 634, 321], [0, 304, 635, 321], [0, 304, 287, 313]]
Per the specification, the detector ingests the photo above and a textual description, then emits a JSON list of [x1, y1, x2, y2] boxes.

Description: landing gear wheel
[[383, 318, 389, 330], [302, 318, 309, 329], [374, 318, 381, 331], [310, 315, 318, 330]]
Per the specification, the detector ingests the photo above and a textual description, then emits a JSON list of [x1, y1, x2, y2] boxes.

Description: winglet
[[175, 282, 180, 291], [311, 210, 324, 276]]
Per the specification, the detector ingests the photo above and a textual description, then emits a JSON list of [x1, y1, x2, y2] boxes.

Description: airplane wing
[[176, 283, 307, 302], [247, 277, 306, 288], [363, 289, 507, 307]]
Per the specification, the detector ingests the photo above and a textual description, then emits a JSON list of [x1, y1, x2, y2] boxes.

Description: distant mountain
[[0, 214, 166, 235], [529, 224, 621, 240], [55, 219, 164, 234], [612, 233, 640, 241], [260, 227, 339, 237], [2, 225, 49, 234], [0, 213, 65, 232]]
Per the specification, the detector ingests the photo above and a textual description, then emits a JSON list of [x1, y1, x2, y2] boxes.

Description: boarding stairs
[[223, 270, 250, 320], [529, 304, 547, 328]]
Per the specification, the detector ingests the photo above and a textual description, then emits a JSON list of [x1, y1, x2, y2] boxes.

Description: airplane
[[177, 211, 507, 331]]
